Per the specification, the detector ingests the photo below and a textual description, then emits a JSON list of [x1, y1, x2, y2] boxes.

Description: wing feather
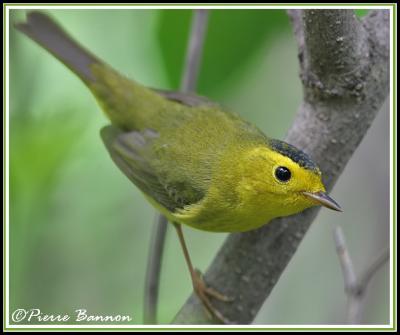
[[100, 125, 204, 212]]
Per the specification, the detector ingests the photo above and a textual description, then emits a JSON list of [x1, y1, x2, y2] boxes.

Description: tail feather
[[15, 11, 100, 83], [15, 11, 180, 131]]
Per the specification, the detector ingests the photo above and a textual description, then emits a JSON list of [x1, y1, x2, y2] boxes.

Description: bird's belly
[[146, 190, 276, 233], [173, 204, 274, 233]]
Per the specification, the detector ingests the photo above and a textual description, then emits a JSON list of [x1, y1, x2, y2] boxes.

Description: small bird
[[16, 11, 341, 323]]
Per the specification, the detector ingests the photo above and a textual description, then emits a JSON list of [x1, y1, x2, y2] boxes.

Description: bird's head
[[231, 139, 341, 220]]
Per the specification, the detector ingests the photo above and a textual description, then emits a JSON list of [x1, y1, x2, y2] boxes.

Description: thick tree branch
[[173, 9, 389, 324], [333, 226, 390, 324], [304, 10, 365, 86]]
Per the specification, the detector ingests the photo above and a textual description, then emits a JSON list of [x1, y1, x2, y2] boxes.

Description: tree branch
[[181, 9, 209, 92], [304, 10, 365, 86], [173, 9, 389, 324], [333, 226, 390, 324], [143, 9, 209, 324], [144, 214, 168, 324]]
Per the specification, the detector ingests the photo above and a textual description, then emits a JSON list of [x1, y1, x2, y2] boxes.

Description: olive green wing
[[100, 125, 204, 212]]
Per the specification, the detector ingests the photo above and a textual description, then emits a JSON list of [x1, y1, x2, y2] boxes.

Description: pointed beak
[[301, 191, 342, 212]]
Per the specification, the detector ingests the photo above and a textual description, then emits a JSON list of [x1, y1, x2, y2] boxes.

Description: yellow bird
[[16, 12, 341, 323]]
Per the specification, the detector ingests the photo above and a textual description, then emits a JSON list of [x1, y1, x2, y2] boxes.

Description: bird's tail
[[15, 11, 100, 84], [15, 11, 172, 131]]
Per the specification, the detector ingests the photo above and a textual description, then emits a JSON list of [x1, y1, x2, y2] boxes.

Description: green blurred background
[[8, 9, 390, 325]]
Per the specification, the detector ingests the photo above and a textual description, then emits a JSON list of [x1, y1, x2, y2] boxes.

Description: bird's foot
[[192, 269, 233, 324]]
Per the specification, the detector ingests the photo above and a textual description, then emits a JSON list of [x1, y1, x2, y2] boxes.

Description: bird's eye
[[275, 166, 291, 182]]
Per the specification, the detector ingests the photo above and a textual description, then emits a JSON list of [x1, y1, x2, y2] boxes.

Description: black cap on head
[[268, 139, 320, 173]]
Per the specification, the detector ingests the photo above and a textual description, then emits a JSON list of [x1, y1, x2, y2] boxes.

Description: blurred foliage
[[355, 9, 369, 17], [158, 10, 289, 97], [8, 8, 390, 326]]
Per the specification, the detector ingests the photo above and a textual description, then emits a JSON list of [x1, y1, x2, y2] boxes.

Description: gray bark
[[173, 9, 390, 324]]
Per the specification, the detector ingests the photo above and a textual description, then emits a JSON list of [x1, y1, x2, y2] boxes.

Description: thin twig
[[181, 9, 209, 93], [143, 9, 209, 324], [333, 226, 390, 324], [143, 214, 168, 324], [333, 226, 358, 293], [358, 248, 390, 291]]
